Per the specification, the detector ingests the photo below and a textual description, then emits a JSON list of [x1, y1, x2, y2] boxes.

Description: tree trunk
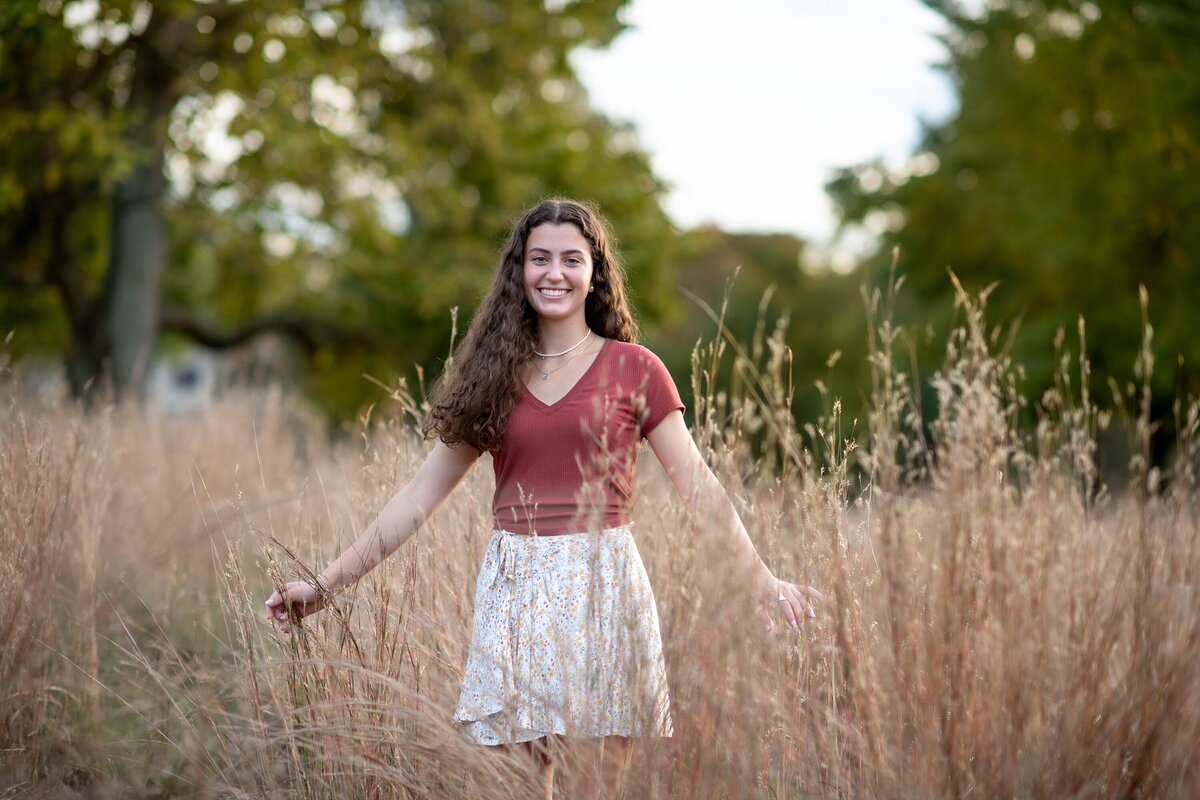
[[90, 52, 172, 402], [100, 149, 165, 400], [44, 195, 109, 401], [66, 152, 164, 405], [66, 316, 106, 400]]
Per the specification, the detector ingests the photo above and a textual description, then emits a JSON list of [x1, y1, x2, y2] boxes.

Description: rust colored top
[[491, 338, 685, 535]]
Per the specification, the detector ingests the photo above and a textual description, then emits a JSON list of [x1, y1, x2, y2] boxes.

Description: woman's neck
[[535, 319, 592, 355]]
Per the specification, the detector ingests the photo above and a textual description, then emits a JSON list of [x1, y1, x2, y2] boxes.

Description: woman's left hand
[[756, 571, 822, 632]]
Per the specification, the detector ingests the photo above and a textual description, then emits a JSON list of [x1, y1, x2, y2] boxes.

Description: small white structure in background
[[147, 336, 296, 415], [148, 347, 220, 415]]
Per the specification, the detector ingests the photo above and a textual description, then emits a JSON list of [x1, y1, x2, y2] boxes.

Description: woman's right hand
[[265, 579, 329, 634]]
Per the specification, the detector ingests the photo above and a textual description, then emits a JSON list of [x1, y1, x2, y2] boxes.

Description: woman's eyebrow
[[527, 247, 586, 256]]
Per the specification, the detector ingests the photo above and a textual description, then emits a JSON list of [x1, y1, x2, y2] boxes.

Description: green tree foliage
[[0, 0, 677, 417], [827, 0, 1200, 438]]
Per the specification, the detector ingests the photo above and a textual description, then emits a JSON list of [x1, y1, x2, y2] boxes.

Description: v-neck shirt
[[491, 339, 685, 535], [523, 336, 609, 408]]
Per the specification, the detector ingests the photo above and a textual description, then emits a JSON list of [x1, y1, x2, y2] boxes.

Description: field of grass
[[3, 285, 1198, 798]]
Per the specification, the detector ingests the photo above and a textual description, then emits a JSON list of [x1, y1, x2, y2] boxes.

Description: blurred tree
[[655, 227, 866, 439], [827, 0, 1200, 434], [0, 0, 677, 415]]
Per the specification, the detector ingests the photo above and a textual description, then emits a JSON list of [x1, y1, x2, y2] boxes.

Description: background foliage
[[1, 0, 1197, 452], [0, 0, 676, 417], [827, 0, 1200, 454]]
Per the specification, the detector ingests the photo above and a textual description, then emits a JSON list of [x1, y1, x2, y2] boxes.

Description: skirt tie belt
[[491, 529, 527, 588]]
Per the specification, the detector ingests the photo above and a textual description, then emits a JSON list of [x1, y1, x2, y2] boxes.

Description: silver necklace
[[534, 329, 591, 359], [531, 361, 570, 381], [530, 340, 594, 380]]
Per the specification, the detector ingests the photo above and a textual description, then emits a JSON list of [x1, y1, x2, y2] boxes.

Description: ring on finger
[[776, 594, 787, 602]]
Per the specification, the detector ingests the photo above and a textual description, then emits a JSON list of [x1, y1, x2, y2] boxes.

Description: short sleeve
[[636, 346, 685, 437]]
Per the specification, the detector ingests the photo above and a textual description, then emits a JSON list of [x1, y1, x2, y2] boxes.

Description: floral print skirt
[[453, 524, 674, 745]]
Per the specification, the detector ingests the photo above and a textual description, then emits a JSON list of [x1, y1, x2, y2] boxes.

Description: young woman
[[265, 197, 820, 790]]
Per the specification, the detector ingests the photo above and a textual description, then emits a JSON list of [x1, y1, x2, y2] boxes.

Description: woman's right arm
[[265, 440, 481, 632]]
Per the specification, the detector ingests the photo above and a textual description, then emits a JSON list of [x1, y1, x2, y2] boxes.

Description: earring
[[589, 285, 595, 292]]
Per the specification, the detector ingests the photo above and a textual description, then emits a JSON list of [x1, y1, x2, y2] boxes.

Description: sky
[[572, 0, 961, 255]]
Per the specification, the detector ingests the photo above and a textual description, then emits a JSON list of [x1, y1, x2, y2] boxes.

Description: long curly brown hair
[[422, 198, 640, 451]]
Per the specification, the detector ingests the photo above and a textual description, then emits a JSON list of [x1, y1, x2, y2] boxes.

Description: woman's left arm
[[646, 410, 821, 631]]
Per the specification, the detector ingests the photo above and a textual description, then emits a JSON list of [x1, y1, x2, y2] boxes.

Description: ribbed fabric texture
[[491, 339, 684, 535]]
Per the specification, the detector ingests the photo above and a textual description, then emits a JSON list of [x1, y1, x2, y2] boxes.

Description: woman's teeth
[[540, 288, 568, 297]]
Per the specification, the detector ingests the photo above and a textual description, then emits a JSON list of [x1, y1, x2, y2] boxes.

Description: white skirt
[[453, 524, 674, 745]]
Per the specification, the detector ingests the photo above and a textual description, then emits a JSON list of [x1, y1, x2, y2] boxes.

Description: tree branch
[[159, 306, 384, 355]]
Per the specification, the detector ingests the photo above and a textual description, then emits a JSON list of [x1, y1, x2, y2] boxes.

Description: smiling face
[[522, 222, 594, 326]]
